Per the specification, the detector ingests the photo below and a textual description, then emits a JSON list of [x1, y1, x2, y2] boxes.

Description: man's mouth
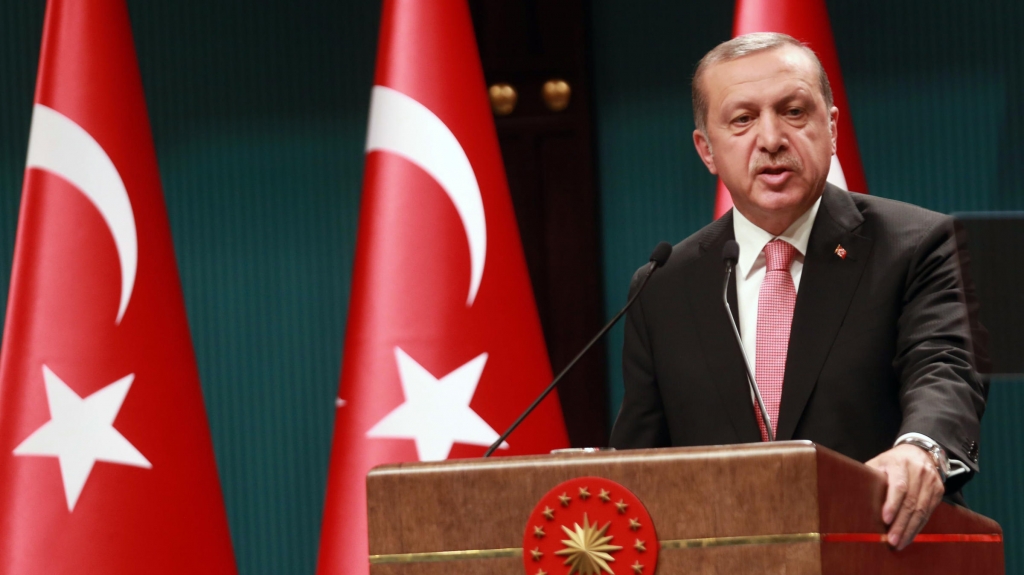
[[756, 165, 794, 187]]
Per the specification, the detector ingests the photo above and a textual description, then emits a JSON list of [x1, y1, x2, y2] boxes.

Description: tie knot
[[764, 239, 797, 272]]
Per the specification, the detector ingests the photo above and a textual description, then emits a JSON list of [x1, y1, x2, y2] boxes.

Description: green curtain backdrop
[[0, 1, 1020, 574]]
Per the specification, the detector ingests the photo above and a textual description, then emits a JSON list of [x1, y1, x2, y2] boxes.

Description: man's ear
[[829, 106, 839, 155], [693, 129, 718, 175]]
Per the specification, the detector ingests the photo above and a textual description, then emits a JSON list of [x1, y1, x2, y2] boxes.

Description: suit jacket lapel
[[776, 185, 873, 440], [691, 213, 762, 443]]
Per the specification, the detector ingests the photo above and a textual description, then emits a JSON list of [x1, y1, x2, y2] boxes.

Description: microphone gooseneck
[[722, 240, 774, 442], [483, 241, 674, 457]]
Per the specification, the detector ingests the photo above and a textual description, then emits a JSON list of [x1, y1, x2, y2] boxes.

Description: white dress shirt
[[732, 197, 820, 372], [730, 197, 965, 480]]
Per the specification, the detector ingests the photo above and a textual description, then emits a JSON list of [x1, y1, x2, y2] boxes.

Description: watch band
[[895, 434, 950, 483]]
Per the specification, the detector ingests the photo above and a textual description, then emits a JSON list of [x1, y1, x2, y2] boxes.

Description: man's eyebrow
[[777, 88, 816, 106], [719, 98, 757, 114], [721, 88, 815, 112]]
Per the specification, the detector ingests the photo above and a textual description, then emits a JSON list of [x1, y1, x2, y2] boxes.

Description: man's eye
[[733, 114, 752, 125], [786, 108, 804, 117]]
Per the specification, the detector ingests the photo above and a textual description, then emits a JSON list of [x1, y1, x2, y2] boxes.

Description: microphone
[[722, 240, 774, 441], [483, 241, 674, 457]]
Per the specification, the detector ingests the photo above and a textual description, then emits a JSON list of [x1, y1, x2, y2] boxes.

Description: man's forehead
[[703, 46, 818, 101]]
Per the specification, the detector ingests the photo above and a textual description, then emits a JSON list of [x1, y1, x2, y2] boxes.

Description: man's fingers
[[898, 503, 930, 549], [887, 465, 920, 547], [897, 472, 945, 550], [930, 482, 945, 510], [881, 466, 908, 526]]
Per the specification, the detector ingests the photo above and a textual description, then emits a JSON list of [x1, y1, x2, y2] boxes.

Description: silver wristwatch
[[895, 434, 951, 483]]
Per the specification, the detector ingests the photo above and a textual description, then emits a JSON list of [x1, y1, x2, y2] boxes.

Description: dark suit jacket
[[609, 185, 987, 494]]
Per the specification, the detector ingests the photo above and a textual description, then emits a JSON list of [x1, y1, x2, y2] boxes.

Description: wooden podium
[[366, 441, 1003, 574]]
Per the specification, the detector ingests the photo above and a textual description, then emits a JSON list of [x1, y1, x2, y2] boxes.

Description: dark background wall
[[0, 1, 1020, 574]]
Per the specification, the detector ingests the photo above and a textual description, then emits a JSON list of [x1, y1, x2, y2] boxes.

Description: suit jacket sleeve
[[609, 267, 670, 448], [894, 215, 987, 492]]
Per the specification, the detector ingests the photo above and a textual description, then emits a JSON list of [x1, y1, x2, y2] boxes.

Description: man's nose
[[757, 113, 787, 154]]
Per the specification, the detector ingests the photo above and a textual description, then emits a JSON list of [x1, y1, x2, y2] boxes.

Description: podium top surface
[[370, 440, 818, 476]]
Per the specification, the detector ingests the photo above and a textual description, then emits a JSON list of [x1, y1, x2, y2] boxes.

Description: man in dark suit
[[609, 33, 986, 551]]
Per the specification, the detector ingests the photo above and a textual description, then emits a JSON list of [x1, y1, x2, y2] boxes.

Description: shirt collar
[[732, 195, 822, 278]]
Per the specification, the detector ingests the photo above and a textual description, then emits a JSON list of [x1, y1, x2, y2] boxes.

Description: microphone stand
[[722, 251, 774, 441], [483, 243, 671, 457]]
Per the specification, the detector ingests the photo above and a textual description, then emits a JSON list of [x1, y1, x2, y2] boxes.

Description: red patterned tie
[[754, 239, 798, 441]]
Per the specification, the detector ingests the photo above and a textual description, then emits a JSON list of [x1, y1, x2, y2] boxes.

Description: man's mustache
[[750, 153, 802, 174]]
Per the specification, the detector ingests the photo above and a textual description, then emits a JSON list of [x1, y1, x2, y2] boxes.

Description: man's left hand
[[865, 444, 945, 550]]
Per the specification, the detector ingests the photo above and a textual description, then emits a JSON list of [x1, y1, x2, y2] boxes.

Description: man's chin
[[750, 189, 808, 212], [739, 190, 818, 224]]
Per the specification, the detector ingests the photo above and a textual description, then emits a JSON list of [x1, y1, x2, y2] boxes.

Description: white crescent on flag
[[827, 155, 848, 190], [25, 104, 138, 325], [365, 85, 487, 306]]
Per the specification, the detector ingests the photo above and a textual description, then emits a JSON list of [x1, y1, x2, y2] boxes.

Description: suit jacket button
[[966, 440, 979, 463]]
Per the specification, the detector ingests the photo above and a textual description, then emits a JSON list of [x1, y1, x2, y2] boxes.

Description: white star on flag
[[366, 347, 508, 461], [13, 365, 152, 511]]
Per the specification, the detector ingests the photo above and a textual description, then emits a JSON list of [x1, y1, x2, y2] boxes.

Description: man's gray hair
[[691, 32, 833, 135]]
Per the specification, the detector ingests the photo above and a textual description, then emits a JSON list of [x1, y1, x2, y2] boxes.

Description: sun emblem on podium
[[555, 513, 622, 574], [523, 476, 658, 575]]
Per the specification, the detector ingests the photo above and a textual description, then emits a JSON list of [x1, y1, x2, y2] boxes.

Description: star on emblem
[[536, 570, 548, 575], [615, 499, 628, 513], [531, 547, 543, 561], [366, 347, 506, 461], [634, 539, 646, 552], [632, 560, 644, 574], [555, 513, 623, 575], [629, 518, 642, 531], [578, 486, 591, 500], [598, 488, 611, 502], [13, 365, 152, 511], [534, 525, 546, 538], [559, 492, 572, 507], [542, 506, 555, 520]]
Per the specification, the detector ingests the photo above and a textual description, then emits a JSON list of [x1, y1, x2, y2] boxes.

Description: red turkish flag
[[0, 1, 236, 573], [316, 1, 569, 573], [713, 0, 868, 218]]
